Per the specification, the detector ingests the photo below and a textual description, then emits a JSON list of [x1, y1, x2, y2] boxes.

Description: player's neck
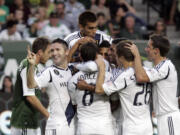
[[123, 61, 133, 69], [57, 61, 68, 70], [154, 56, 166, 66]]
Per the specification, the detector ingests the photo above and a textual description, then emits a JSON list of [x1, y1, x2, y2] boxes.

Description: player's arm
[[77, 79, 95, 92], [126, 44, 150, 83], [27, 47, 38, 88], [68, 37, 96, 62], [26, 96, 49, 119], [95, 55, 106, 94], [26, 46, 49, 118]]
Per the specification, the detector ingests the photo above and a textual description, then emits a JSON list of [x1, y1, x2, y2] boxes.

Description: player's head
[[145, 34, 170, 61], [32, 37, 51, 64], [116, 40, 134, 67], [80, 42, 99, 62], [108, 38, 128, 65], [99, 40, 110, 60], [51, 38, 69, 66], [79, 11, 97, 38]]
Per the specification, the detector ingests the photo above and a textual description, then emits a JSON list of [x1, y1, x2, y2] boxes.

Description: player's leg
[[11, 127, 41, 135]]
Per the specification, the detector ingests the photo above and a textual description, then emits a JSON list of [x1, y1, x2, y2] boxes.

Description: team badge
[[54, 69, 59, 75]]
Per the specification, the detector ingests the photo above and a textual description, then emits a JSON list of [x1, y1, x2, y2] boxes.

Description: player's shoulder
[[96, 30, 112, 41], [64, 31, 81, 43], [155, 59, 173, 71], [112, 67, 134, 82]]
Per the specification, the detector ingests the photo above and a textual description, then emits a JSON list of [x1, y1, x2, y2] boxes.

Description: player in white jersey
[[68, 42, 114, 135], [92, 41, 153, 135], [27, 39, 75, 135], [64, 11, 112, 49], [127, 34, 180, 135]]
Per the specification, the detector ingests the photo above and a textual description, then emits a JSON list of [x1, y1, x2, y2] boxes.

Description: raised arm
[[27, 46, 38, 88], [26, 46, 49, 119], [68, 37, 96, 62], [95, 55, 106, 94], [127, 44, 150, 82]]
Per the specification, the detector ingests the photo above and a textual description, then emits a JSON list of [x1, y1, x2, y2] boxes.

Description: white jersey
[[145, 59, 179, 116], [64, 30, 113, 49], [34, 65, 75, 129], [103, 67, 153, 135], [68, 71, 114, 135]]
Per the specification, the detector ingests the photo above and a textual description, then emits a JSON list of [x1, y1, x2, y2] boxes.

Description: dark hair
[[99, 40, 110, 48], [1, 76, 13, 93], [150, 34, 170, 57], [52, 38, 68, 50], [79, 11, 97, 27], [154, 19, 166, 36], [80, 42, 99, 62], [97, 12, 105, 18], [6, 20, 18, 28], [112, 38, 129, 45], [116, 40, 134, 61], [56, 1, 65, 8], [32, 37, 50, 53], [50, 11, 59, 18]]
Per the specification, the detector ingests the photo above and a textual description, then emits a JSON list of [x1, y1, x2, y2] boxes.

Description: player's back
[[107, 67, 153, 135], [68, 71, 114, 135]]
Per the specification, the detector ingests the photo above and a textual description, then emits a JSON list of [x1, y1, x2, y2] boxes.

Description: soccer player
[[64, 11, 112, 49], [127, 34, 180, 135], [68, 42, 114, 135], [93, 41, 153, 135], [27, 39, 75, 135], [10, 37, 51, 135]]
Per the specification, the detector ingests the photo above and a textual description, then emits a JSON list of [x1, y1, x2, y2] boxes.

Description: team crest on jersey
[[54, 69, 59, 75]]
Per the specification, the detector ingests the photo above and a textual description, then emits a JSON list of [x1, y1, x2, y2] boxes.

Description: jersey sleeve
[[34, 68, 51, 88], [145, 65, 170, 82], [68, 75, 78, 105], [20, 67, 35, 96], [103, 72, 126, 96]]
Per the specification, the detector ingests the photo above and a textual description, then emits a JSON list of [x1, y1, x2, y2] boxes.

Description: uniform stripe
[[52, 129, 56, 135], [167, 116, 174, 135]]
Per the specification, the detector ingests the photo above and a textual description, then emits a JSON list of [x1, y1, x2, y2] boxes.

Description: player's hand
[[95, 55, 105, 69], [76, 37, 96, 46], [27, 46, 36, 66], [125, 43, 140, 58], [77, 79, 88, 90]]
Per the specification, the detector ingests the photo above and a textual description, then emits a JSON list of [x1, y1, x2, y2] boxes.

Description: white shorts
[[45, 124, 74, 135], [157, 111, 180, 135], [77, 120, 114, 135], [121, 120, 153, 135], [11, 126, 41, 135]]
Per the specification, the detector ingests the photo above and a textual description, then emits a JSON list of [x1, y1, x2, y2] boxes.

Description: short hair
[[79, 11, 97, 27], [80, 42, 99, 62], [6, 20, 18, 28], [32, 37, 50, 54], [116, 40, 134, 62], [97, 12, 105, 18], [50, 11, 59, 18], [150, 34, 170, 57], [99, 40, 110, 48], [112, 38, 129, 45], [52, 38, 68, 50], [56, 1, 65, 8]]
